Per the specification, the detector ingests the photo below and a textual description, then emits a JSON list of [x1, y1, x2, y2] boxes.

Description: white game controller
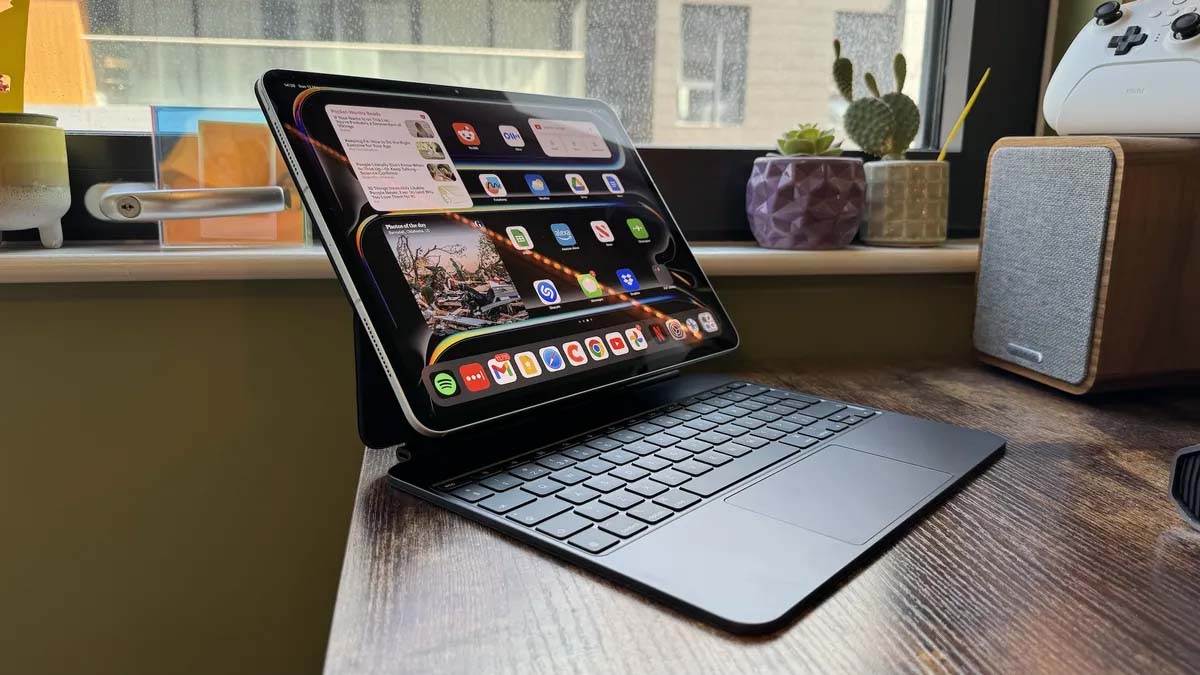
[[1044, 0, 1200, 135]]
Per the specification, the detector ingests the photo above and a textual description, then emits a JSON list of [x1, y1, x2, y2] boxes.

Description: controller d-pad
[[1108, 25, 1148, 55]]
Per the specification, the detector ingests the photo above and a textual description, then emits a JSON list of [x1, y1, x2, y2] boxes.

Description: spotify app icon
[[431, 371, 459, 398]]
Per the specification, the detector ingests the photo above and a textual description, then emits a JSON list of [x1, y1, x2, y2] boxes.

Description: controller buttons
[[1094, 0, 1124, 25], [1174, 0, 1187, 5], [1108, 25, 1149, 54], [1168, 7, 1181, 16], [1172, 12, 1200, 39], [1151, 9, 1164, 18]]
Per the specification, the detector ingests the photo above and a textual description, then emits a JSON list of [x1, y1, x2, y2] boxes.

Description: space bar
[[681, 441, 807, 497]]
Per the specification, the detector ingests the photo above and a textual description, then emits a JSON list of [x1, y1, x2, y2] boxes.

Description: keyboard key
[[623, 440, 660, 456], [627, 478, 668, 498], [575, 501, 617, 521], [846, 406, 878, 417], [506, 497, 571, 526], [664, 426, 700, 440], [782, 391, 820, 404], [451, 484, 493, 503], [750, 427, 786, 441], [610, 465, 650, 482], [644, 433, 679, 448], [634, 455, 672, 472], [802, 401, 847, 418], [649, 414, 686, 428], [557, 486, 599, 504], [677, 438, 713, 453], [767, 420, 803, 434], [629, 503, 673, 524], [584, 475, 626, 493], [715, 423, 746, 438], [722, 391, 749, 402], [510, 464, 550, 481], [630, 422, 665, 436], [809, 420, 848, 433], [670, 409, 701, 421], [799, 427, 835, 440], [784, 413, 819, 426], [737, 400, 767, 412], [601, 449, 638, 465], [766, 404, 796, 416], [729, 417, 766, 430], [705, 412, 736, 425], [649, 469, 691, 487], [608, 429, 643, 444], [586, 437, 622, 452], [562, 445, 600, 461], [656, 447, 692, 462], [732, 434, 769, 449], [577, 458, 616, 475], [569, 529, 620, 553], [694, 450, 733, 467], [842, 416, 865, 425], [780, 434, 819, 449], [654, 490, 701, 511], [683, 418, 718, 432], [481, 473, 523, 492], [776, 398, 810, 411], [708, 397, 736, 408], [749, 410, 781, 423], [674, 460, 712, 476], [536, 454, 575, 470], [600, 514, 648, 538], [523, 479, 564, 497], [600, 490, 644, 510], [551, 468, 590, 485], [725, 406, 754, 418], [697, 431, 732, 445], [681, 441, 805, 498], [713, 441, 752, 458], [687, 402, 718, 415], [536, 513, 593, 539], [479, 490, 536, 514]]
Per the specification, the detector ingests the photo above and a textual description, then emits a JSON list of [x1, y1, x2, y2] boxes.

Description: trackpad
[[725, 445, 951, 545]]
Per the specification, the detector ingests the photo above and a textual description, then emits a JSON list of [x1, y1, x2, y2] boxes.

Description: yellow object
[[0, 0, 31, 112], [937, 68, 991, 162], [24, 0, 97, 106]]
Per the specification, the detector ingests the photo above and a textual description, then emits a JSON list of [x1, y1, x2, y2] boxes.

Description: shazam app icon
[[431, 371, 458, 398], [533, 279, 561, 305]]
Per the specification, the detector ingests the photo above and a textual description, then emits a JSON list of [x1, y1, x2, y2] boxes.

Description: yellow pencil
[[937, 67, 991, 162]]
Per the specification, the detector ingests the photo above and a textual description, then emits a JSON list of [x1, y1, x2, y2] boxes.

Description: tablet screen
[[258, 70, 738, 434]]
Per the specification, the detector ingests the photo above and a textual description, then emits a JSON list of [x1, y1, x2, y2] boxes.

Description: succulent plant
[[776, 123, 844, 156], [833, 40, 921, 160]]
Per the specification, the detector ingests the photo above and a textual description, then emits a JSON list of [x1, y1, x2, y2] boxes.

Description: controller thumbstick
[[1094, 1, 1123, 25], [1173, 12, 1200, 40]]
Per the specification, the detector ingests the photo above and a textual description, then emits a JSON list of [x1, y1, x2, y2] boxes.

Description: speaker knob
[[1094, 1, 1123, 25], [1172, 12, 1200, 40]]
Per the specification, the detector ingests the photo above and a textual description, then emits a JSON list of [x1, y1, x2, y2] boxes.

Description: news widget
[[424, 309, 722, 404]]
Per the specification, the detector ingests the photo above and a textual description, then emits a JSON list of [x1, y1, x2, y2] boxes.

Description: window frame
[[16, 0, 1046, 245]]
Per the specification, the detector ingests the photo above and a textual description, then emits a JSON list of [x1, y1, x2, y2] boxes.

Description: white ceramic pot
[[0, 113, 70, 248], [860, 159, 949, 247]]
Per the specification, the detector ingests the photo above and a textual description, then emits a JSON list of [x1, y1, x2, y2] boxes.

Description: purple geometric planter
[[745, 156, 866, 250]]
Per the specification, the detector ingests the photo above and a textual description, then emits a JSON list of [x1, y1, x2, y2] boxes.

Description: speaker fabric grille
[[1174, 449, 1200, 527], [975, 146, 1114, 385]]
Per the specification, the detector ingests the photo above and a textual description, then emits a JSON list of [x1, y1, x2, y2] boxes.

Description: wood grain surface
[[324, 362, 1200, 674]]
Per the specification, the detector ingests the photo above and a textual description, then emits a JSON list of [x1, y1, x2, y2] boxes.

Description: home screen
[[271, 72, 736, 428]]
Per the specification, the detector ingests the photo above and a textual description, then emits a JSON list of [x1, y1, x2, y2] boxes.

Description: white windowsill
[[0, 240, 979, 284]]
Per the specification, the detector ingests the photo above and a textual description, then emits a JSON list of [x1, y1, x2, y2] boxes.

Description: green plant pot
[[860, 160, 948, 247], [0, 113, 69, 248]]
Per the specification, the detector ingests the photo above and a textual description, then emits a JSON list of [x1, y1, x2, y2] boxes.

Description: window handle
[[84, 182, 287, 223]]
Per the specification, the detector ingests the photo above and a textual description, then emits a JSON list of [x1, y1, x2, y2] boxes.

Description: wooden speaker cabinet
[[974, 136, 1200, 394]]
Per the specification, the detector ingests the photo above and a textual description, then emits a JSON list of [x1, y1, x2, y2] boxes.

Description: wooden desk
[[324, 363, 1200, 673]]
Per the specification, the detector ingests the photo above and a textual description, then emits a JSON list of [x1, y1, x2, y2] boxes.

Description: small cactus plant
[[776, 123, 844, 156], [833, 40, 920, 159]]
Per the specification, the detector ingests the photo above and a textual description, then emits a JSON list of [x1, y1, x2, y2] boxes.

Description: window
[[28, 0, 940, 147], [677, 4, 748, 127]]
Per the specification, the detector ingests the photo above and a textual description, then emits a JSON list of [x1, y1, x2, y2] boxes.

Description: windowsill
[[0, 240, 979, 284]]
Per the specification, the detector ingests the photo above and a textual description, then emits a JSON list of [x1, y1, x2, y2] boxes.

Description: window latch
[[83, 182, 287, 223]]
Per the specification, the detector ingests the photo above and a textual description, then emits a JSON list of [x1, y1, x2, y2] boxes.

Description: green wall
[[1, 274, 974, 674]]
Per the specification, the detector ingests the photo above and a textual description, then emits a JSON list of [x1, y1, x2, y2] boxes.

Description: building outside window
[[26, 0, 931, 148]]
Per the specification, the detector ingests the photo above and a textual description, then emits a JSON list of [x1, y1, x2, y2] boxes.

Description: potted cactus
[[834, 40, 948, 247], [745, 123, 866, 250]]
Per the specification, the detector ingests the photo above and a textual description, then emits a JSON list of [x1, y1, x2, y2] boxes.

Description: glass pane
[[26, 0, 936, 147]]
